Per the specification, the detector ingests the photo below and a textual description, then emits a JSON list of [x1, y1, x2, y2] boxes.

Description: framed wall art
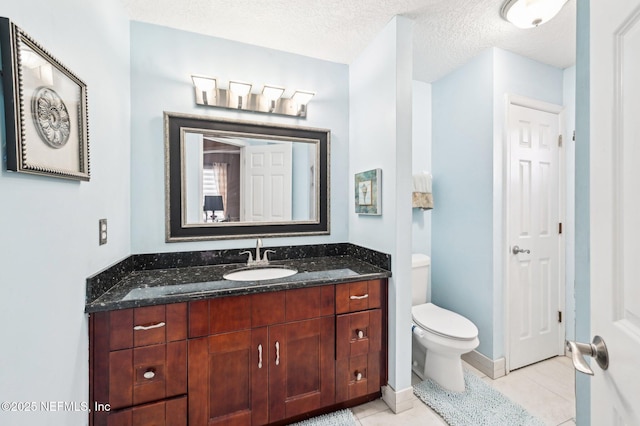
[[354, 168, 381, 215], [0, 17, 89, 181]]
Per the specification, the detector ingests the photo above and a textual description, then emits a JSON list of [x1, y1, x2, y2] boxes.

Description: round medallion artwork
[[31, 87, 71, 149]]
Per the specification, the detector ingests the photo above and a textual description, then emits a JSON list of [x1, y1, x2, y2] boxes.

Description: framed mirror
[[164, 112, 330, 241]]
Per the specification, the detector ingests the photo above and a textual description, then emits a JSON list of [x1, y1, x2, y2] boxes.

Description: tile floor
[[351, 356, 576, 426]]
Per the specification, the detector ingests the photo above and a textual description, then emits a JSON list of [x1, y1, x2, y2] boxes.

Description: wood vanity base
[[89, 279, 387, 426]]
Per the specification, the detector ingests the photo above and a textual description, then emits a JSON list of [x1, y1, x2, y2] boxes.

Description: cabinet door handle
[[143, 369, 155, 380], [350, 294, 369, 300], [355, 371, 363, 381], [275, 341, 280, 366], [133, 322, 165, 331], [356, 329, 364, 339], [258, 344, 263, 369]]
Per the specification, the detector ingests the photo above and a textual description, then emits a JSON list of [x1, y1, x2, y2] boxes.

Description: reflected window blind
[[203, 166, 219, 196]]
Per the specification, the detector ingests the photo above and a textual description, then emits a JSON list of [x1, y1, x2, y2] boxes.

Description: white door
[[587, 1, 640, 424], [507, 101, 563, 371], [243, 143, 293, 222]]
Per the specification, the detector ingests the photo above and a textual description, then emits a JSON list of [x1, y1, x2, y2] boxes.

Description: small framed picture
[[0, 18, 90, 181], [354, 168, 381, 215]]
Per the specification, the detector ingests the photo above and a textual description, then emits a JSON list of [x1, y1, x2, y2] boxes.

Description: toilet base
[[424, 350, 466, 392], [412, 330, 477, 393]]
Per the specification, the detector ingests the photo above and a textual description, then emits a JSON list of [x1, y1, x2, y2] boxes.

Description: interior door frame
[[503, 94, 567, 374]]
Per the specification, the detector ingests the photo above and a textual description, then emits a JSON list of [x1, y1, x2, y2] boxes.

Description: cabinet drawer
[[336, 353, 381, 402], [108, 341, 187, 410], [106, 396, 187, 426], [336, 309, 382, 359], [336, 280, 381, 314], [107, 303, 187, 350]]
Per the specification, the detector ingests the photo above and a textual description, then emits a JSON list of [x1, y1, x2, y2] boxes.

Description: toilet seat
[[412, 303, 478, 341]]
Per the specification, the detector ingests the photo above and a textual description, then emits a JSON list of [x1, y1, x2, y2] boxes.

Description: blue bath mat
[[288, 408, 357, 426], [413, 370, 545, 426]]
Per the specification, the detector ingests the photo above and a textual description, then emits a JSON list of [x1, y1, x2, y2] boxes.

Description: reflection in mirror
[[165, 112, 330, 241], [183, 132, 318, 225]]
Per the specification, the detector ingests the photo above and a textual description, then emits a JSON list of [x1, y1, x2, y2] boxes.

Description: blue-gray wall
[[563, 65, 577, 344], [0, 1, 131, 425], [432, 49, 496, 357], [575, 0, 590, 423], [412, 81, 432, 256], [432, 47, 565, 360], [129, 22, 350, 253]]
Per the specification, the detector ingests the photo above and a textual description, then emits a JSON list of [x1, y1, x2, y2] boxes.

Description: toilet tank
[[411, 253, 431, 306]]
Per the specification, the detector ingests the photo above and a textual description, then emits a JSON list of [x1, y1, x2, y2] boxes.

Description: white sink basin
[[223, 266, 298, 281]]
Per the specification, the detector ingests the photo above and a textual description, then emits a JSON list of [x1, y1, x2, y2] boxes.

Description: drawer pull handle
[[350, 294, 369, 300], [143, 370, 155, 380], [258, 344, 263, 369], [356, 329, 364, 339], [355, 371, 363, 381], [134, 322, 165, 331], [275, 341, 280, 366]]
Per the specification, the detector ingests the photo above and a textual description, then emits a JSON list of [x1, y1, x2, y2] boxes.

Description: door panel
[[508, 103, 562, 370], [590, 1, 640, 423], [188, 330, 268, 426], [269, 317, 335, 422]]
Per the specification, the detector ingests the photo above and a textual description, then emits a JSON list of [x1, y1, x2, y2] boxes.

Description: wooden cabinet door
[[268, 316, 335, 422], [188, 328, 268, 426]]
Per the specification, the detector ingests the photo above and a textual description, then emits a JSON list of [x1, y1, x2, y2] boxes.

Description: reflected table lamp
[[203, 195, 224, 222]]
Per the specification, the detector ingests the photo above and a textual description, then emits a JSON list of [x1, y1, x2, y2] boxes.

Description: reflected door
[[243, 144, 293, 222]]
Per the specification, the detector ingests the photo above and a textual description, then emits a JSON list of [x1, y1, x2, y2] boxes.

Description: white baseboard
[[381, 384, 414, 414], [461, 350, 506, 379]]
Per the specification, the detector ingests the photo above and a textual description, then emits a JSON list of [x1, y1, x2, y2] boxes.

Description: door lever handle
[[566, 335, 609, 375], [512, 245, 530, 255]]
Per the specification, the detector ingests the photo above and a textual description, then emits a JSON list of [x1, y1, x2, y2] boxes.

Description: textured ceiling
[[122, 0, 576, 83]]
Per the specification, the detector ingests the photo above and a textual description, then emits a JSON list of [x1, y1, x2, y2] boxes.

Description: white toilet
[[411, 253, 479, 392]]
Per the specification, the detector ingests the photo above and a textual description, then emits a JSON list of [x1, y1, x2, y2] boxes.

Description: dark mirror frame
[[164, 112, 330, 241]]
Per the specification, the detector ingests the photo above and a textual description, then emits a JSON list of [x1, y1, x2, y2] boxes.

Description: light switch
[[99, 219, 107, 245]]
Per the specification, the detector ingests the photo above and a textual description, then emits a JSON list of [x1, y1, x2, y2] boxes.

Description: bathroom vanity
[[86, 244, 390, 426]]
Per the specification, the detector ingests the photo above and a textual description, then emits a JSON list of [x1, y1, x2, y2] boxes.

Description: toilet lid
[[412, 303, 478, 340]]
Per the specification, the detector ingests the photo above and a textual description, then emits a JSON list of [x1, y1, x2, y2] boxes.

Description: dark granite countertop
[[85, 254, 391, 313]]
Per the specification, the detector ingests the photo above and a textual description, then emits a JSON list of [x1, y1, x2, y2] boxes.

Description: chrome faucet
[[255, 238, 262, 264], [240, 238, 275, 266]]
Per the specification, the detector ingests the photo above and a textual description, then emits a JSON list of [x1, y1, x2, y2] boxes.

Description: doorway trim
[[502, 94, 566, 374]]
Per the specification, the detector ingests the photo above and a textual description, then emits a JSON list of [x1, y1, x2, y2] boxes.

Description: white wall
[[129, 22, 349, 253], [0, 1, 131, 425], [412, 81, 432, 256], [349, 16, 414, 396]]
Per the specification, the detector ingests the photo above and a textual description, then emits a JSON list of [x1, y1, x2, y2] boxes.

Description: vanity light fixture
[[291, 91, 315, 117], [500, 0, 568, 29], [190, 75, 315, 118], [191, 75, 217, 105], [229, 80, 252, 109], [262, 85, 285, 112]]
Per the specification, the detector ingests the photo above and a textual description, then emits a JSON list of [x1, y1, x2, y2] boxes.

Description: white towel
[[412, 172, 433, 210], [412, 172, 432, 193]]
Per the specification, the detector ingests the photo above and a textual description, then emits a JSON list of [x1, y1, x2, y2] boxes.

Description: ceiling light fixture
[[190, 75, 315, 118], [500, 0, 568, 29]]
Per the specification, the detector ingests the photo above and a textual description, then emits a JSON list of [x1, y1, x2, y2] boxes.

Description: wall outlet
[[99, 219, 108, 245]]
